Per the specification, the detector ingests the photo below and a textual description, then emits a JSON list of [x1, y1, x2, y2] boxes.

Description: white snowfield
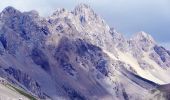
[[103, 49, 168, 85], [142, 52, 170, 84], [0, 84, 29, 100]]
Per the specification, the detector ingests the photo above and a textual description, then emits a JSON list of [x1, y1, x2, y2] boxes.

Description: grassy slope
[[5, 83, 37, 100]]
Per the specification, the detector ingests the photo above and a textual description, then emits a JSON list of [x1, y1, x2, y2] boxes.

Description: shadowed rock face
[[154, 45, 170, 62], [50, 37, 114, 99], [0, 34, 7, 49], [54, 37, 109, 77], [148, 45, 170, 68], [31, 48, 50, 72]]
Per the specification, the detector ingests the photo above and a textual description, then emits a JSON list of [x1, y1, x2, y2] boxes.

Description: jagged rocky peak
[[0, 6, 21, 18], [126, 31, 156, 58], [1, 6, 40, 19], [129, 31, 156, 52], [49, 3, 109, 30], [51, 8, 70, 18], [132, 31, 155, 44], [1, 6, 19, 13], [51, 4, 95, 20], [73, 4, 94, 15], [72, 3, 100, 23], [73, 4, 110, 31], [0, 6, 40, 24]]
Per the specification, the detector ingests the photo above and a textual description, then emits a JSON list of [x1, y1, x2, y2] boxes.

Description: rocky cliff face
[[0, 4, 170, 100]]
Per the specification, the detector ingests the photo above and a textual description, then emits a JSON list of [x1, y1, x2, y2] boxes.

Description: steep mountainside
[[0, 4, 170, 100]]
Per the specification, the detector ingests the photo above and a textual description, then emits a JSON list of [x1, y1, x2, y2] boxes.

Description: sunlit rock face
[[0, 4, 170, 100]]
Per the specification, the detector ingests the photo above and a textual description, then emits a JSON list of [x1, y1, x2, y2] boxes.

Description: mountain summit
[[73, 4, 93, 14], [0, 4, 170, 100], [133, 31, 155, 45]]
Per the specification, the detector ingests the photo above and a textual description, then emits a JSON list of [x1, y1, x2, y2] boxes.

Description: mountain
[[0, 4, 170, 100]]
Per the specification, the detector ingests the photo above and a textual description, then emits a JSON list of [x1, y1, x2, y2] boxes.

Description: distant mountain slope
[[0, 4, 170, 100]]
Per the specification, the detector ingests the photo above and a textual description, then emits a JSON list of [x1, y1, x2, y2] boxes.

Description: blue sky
[[0, 0, 170, 49]]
